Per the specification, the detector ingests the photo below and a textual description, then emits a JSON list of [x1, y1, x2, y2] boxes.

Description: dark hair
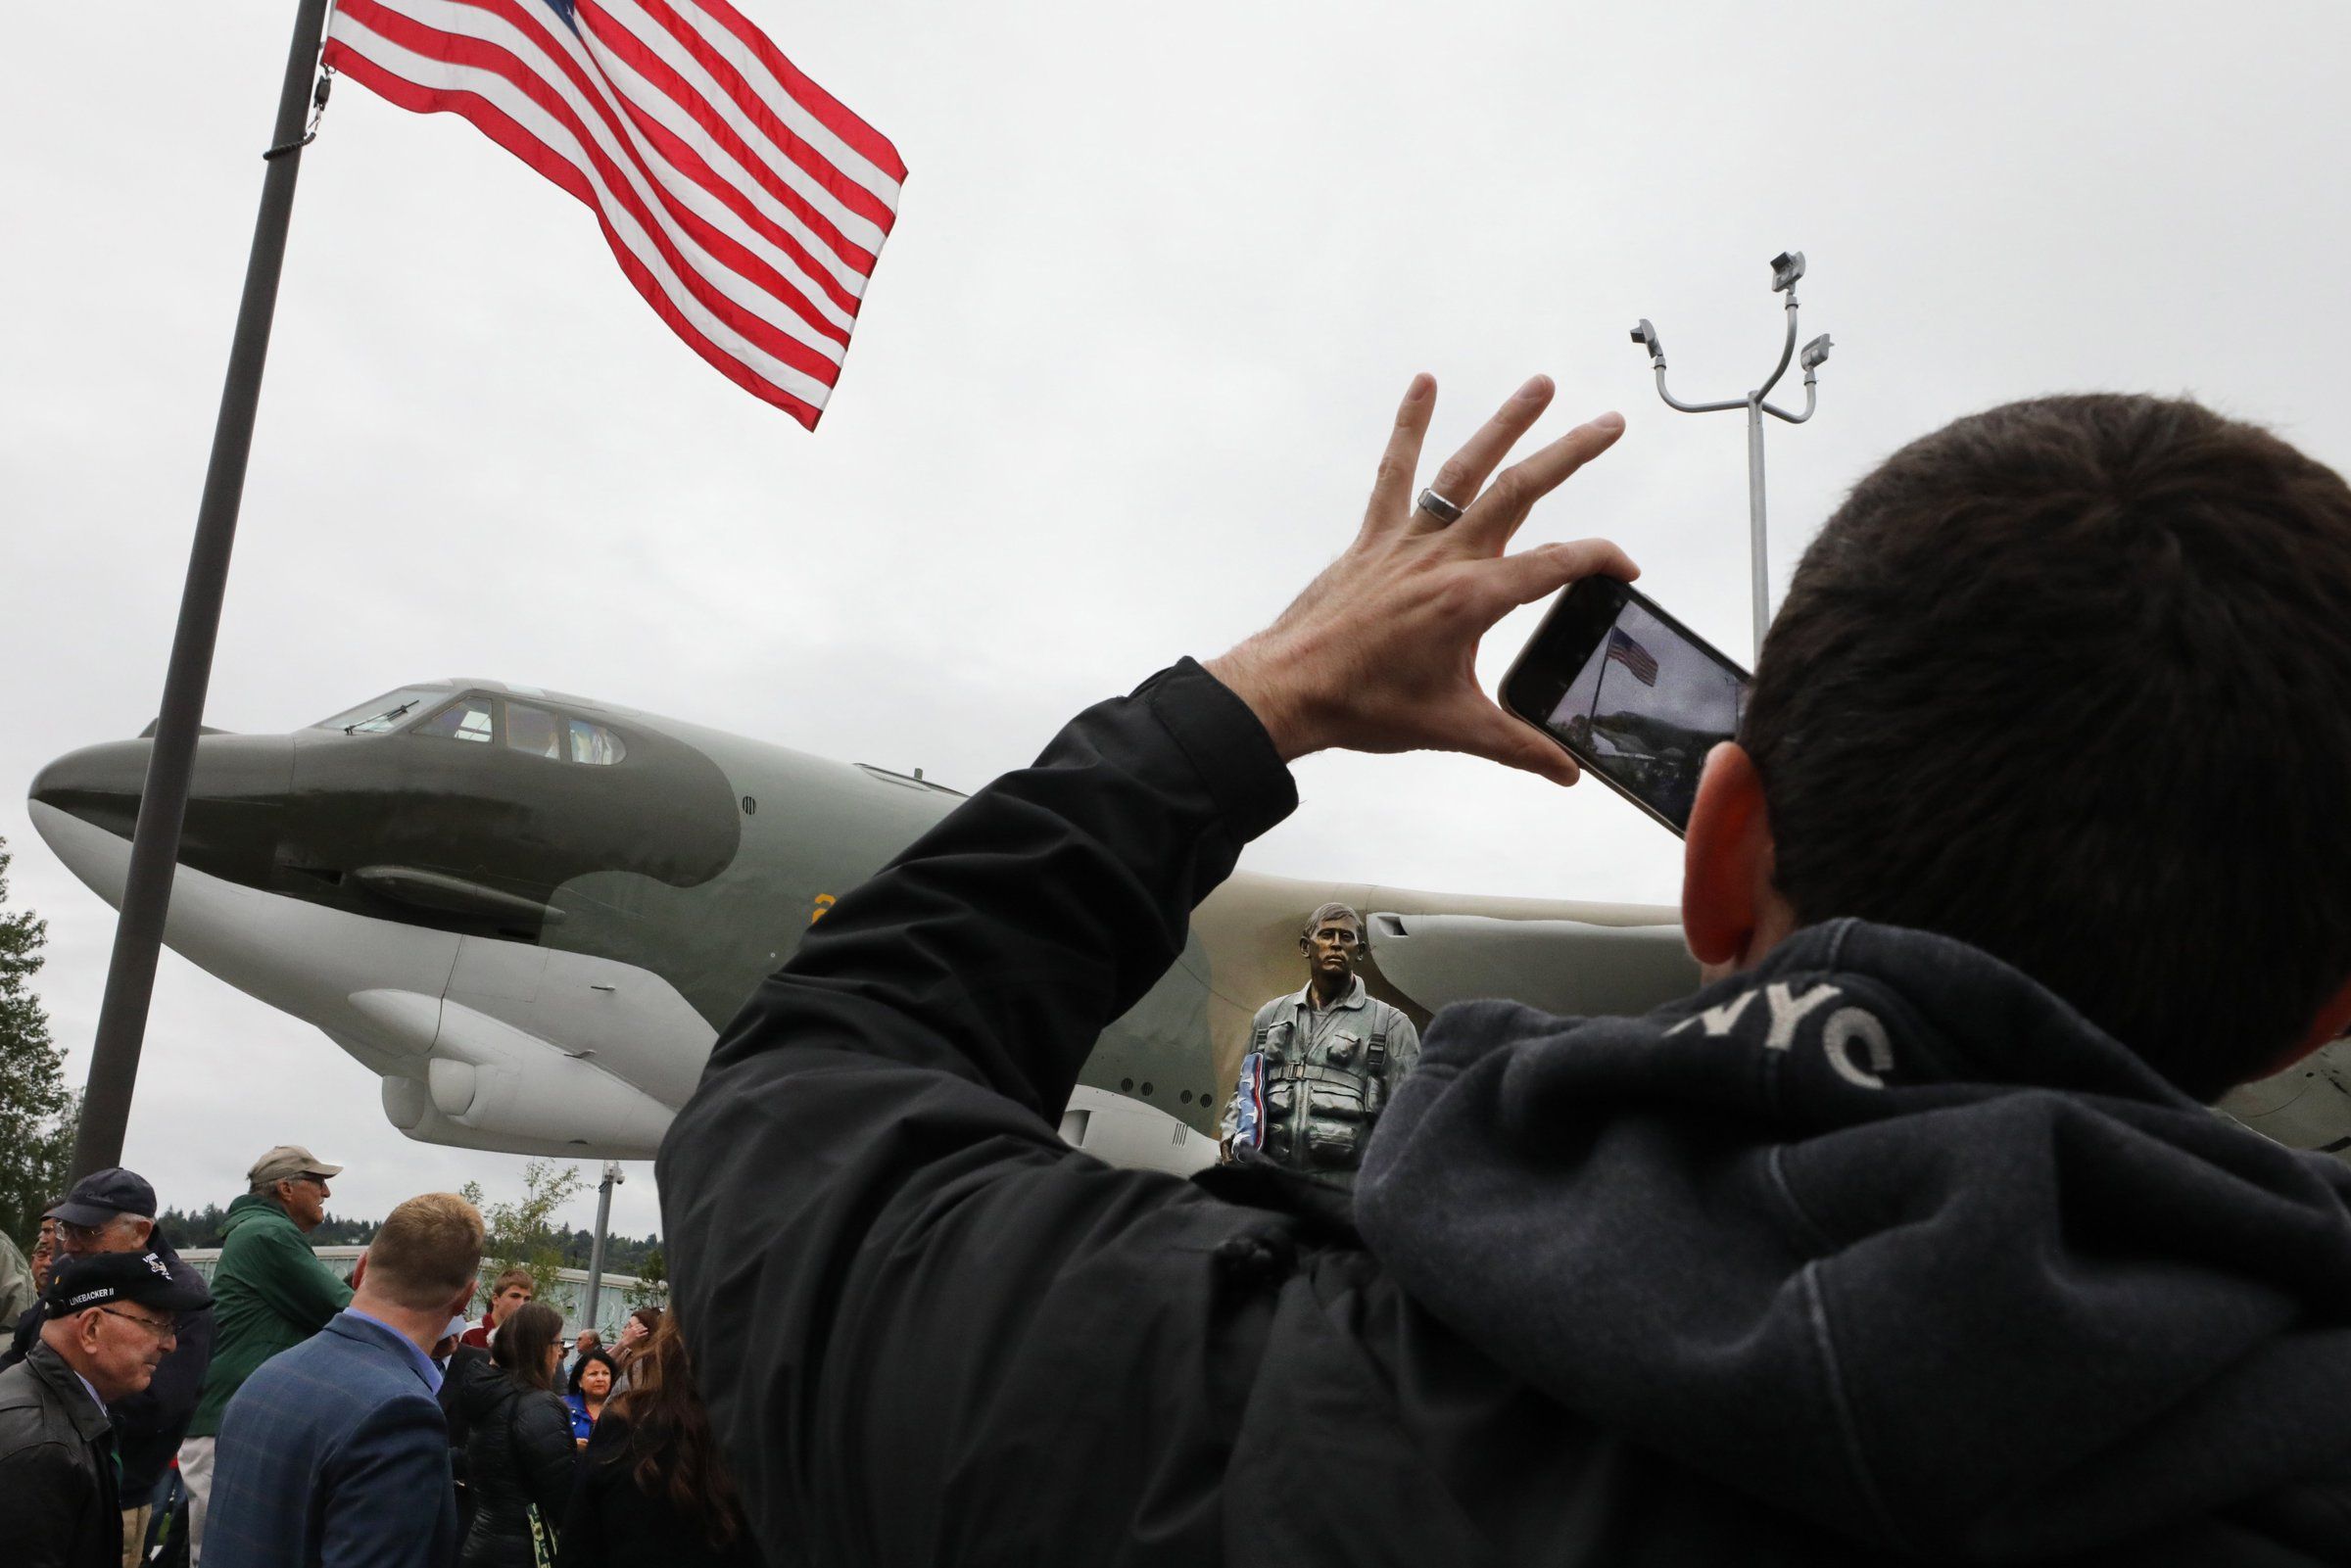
[[607, 1313, 744, 1549], [490, 1301, 564, 1393], [1743, 394, 2351, 1100], [614, 1305, 662, 1362], [566, 1347, 618, 1398]]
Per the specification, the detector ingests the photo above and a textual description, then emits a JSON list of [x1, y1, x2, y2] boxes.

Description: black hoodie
[[1359, 918, 2351, 1561], [664, 660, 2351, 1567]]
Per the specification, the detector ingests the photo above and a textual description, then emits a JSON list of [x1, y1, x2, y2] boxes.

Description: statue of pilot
[[1218, 902, 1420, 1188]]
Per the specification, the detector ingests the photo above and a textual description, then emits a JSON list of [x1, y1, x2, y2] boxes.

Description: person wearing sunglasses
[[181, 1145, 354, 1565]]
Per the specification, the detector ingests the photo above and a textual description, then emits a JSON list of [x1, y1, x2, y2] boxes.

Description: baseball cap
[[44, 1250, 212, 1318], [247, 1145, 345, 1185], [46, 1167, 159, 1228]]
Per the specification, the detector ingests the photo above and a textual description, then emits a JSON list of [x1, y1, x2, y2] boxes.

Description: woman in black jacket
[[557, 1313, 762, 1568], [456, 1301, 576, 1568]]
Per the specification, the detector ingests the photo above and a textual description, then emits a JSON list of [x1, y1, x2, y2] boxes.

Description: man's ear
[[1682, 742, 1784, 972]]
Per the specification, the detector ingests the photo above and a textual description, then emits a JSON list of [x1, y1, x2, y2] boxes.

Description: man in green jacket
[[178, 1145, 352, 1565]]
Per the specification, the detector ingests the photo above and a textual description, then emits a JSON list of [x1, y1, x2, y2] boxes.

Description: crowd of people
[[651, 383, 2351, 1566], [12, 383, 2351, 1566], [0, 1152, 739, 1568]]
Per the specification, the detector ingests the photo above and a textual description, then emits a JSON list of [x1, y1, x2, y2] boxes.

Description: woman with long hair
[[563, 1348, 617, 1447], [556, 1313, 760, 1568], [606, 1305, 661, 1387], [453, 1300, 577, 1567]]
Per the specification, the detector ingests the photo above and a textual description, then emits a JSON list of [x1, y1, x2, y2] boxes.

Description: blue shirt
[[344, 1306, 442, 1395]]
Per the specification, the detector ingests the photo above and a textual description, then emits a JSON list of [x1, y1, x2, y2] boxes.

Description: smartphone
[[1499, 578, 1751, 836]]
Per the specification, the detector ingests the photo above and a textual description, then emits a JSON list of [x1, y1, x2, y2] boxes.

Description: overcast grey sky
[[6, 1, 2347, 1243]]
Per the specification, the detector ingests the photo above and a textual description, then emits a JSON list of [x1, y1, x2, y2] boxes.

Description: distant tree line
[[155, 1201, 665, 1277]]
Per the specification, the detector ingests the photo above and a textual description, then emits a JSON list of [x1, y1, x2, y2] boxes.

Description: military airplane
[[27, 681, 1702, 1175], [30, 682, 2351, 1171]]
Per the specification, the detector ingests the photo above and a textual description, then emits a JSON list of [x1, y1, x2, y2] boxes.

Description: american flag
[[1604, 627, 1659, 687], [322, 0, 904, 428]]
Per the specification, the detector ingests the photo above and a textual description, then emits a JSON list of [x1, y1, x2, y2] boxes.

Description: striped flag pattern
[[1605, 627, 1660, 687], [322, 0, 904, 428]]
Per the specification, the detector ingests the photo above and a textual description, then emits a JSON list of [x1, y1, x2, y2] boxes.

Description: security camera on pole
[[1631, 252, 1834, 663]]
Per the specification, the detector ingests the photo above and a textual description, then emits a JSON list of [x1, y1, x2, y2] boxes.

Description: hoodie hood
[[220, 1193, 289, 1236], [1355, 918, 2351, 1561], [452, 1346, 520, 1422]]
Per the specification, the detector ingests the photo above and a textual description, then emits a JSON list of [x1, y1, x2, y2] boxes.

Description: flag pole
[[72, 0, 336, 1179]]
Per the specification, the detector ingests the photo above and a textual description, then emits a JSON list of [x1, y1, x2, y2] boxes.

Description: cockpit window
[[314, 687, 448, 735], [506, 703, 563, 759], [567, 718, 626, 766], [414, 697, 495, 743]]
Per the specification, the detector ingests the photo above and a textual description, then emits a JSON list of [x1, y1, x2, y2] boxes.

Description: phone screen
[[1502, 580, 1749, 834]]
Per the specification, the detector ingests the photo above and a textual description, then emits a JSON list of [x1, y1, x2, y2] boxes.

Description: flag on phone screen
[[1605, 627, 1660, 687]]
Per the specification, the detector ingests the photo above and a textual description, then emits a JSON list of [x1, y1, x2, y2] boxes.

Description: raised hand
[[1206, 373, 1635, 784]]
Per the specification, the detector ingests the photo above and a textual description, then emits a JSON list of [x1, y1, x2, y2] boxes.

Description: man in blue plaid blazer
[[206, 1196, 483, 1568]]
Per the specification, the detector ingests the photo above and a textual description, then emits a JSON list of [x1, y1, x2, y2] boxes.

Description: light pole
[[1631, 250, 1833, 664], [582, 1162, 624, 1335]]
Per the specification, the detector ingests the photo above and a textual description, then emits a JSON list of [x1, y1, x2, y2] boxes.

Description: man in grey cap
[[1, 1167, 217, 1568], [179, 1146, 353, 1565], [0, 1250, 211, 1568]]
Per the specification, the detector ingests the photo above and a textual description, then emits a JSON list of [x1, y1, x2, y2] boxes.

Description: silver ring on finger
[[1415, 487, 1465, 525]]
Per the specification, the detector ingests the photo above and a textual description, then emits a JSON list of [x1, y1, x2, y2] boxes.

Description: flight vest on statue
[[1250, 1006, 1394, 1180]]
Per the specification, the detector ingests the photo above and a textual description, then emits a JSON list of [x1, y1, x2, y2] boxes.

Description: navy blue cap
[[44, 1250, 211, 1318], [45, 1167, 158, 1228]]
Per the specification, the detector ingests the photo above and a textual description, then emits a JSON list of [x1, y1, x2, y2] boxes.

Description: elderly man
[[0, 1250, 212, 1568], [30, 1210, 60, 1293], [1, 1168, 216, 1568], [558, 1326, 601, 1386], [181, 1146, 354, 1564], [208, 1194, 484, 1568]]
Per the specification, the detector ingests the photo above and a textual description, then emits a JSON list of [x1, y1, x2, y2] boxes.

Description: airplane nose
[[29, 740, 150, 839], [29, 735, 295, 890]]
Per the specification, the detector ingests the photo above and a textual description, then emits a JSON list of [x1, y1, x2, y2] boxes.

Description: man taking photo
[[662, 376, 2351, 1564]]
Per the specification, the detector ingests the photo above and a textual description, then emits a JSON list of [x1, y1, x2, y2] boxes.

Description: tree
[[0, 836, 74, 1251], [461, 1161, 587, 1302]]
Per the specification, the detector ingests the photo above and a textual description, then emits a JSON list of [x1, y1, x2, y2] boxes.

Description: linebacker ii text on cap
[[43, 1250, 212, 1318]]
